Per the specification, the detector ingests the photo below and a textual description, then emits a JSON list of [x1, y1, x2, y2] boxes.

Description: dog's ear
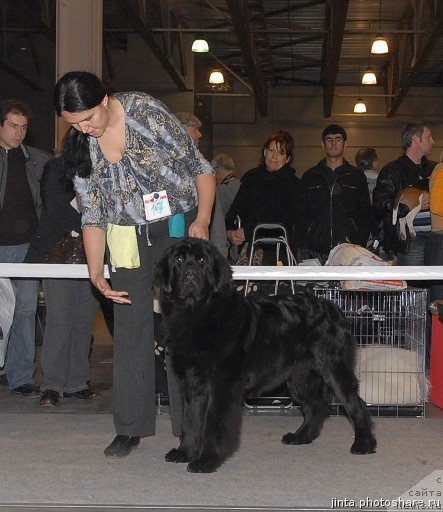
[[209, 244, 233, 291], [154, 244, 175, 295]]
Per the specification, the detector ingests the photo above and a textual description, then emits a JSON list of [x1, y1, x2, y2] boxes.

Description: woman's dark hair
[[262, 130, 294, 166], [54, 71, 106, 116], [62, 126, 93, 179], [54, 72, 106, 178]]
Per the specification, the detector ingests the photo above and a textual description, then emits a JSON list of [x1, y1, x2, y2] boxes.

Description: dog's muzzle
[[176, 264, 204, 300]]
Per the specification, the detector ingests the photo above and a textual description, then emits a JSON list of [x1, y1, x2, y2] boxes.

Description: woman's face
[[61, 96, 109, 138], [264, 141, 289, 172]]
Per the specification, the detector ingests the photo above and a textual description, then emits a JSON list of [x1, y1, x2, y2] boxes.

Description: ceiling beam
[[0, 60, 44, 92], [5, 0, 55, 42], [275, 75, 320, 85], [322, 0, 349, 118], [263, 0, 325, 19], [380, 3, 414, 111], [119, 0, 188, 92], [276, 63, 320, 73], [218, 34, 324, 61], [226, 0, 268, 116], [387, 4, 443, 117]]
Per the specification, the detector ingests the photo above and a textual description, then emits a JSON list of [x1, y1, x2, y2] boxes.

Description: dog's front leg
[[165, 375, 204, 464], [187, 383, 243, 474], [186, 392, 224, 474]]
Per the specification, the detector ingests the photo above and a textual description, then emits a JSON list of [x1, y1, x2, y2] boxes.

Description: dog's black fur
[[155, 238, 376, 473]]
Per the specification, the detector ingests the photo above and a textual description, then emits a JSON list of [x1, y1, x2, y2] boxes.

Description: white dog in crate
[[356, 345, 428, 406]]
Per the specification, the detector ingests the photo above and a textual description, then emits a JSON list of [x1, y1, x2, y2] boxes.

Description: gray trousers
[[109, 212, 196, 438], [41, 278, 100, 394]]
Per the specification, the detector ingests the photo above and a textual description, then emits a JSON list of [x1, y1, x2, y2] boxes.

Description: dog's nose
[[184, 269, 197, 279]]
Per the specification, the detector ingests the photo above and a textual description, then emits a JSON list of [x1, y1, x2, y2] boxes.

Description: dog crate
[[315, 287, 428, 417], [245, 286, 428, 417]]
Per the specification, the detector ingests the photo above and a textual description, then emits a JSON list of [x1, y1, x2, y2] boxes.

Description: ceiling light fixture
[[371, 0, 389, 54], [362, 67, 377, 85], [209, 71, 224, 84], [353, 98, 367, 113], [13, 35, 32, 52], [191, 0, 209, 53], [371, 36, 389, 54], [191, 37, 209, 53]]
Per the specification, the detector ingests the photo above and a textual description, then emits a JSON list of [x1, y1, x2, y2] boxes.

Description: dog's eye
[[197, 257, 206, 266], [176, 256, 184, 264]]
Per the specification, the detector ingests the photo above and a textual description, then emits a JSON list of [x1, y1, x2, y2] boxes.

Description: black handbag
[[44, 230, 87, 264]]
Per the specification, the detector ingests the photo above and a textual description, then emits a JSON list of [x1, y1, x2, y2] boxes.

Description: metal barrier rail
[[0, 263, 442, 280]]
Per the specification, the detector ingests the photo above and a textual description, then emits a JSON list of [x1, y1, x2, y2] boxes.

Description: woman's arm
[[188, 173, 216, 239], [83, 226, 131, 304]]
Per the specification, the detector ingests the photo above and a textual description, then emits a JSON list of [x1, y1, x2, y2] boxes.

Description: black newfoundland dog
[[155, 238, 376, 473]]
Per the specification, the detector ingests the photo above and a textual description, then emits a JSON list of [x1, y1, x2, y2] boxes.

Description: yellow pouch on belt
[[106, 224, 140, 269]]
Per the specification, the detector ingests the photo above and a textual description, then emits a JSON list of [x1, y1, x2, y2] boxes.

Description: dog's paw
[[350, 436, 377, 455], [281, 432, 314, 445], [165, 448, 189, 463], [187, 455, 223, 473]]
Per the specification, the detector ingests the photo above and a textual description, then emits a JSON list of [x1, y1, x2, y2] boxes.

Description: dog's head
[[155, 238, 232, 306]]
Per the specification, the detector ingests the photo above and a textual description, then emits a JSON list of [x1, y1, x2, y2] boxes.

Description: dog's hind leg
[[322, 362, 376, 455], [282, 368, 330, 445]]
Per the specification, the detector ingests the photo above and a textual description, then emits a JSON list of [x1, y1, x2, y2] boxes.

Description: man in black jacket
[[0, 99, 50, 397], [301, 125, 371, 263], [372, 122, 435, 265]]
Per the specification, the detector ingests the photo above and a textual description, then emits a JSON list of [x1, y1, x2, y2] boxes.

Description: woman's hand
[[91, 273, 131, 304], [189, 217, 209, 240], [83, 226, 130, 304], [227, 228, 245, 246]]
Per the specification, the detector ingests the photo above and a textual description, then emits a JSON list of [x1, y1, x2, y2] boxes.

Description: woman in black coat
[[225, 130, 307, 263], [26, 155, 101, 406]]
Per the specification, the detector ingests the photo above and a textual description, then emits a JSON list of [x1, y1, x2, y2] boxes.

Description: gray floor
[[1, 312, 443, 512]]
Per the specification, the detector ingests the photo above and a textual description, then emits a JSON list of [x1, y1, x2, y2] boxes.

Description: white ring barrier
[[0, 263, 442, 280]]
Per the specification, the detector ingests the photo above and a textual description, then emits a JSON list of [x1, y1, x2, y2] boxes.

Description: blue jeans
[[397, 231, 430, 267], [0, 244, 39, 389]]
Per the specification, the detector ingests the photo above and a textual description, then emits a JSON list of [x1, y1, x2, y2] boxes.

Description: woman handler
[[54, 71, 215, 458]]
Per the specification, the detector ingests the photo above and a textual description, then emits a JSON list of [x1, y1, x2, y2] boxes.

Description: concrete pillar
[[55, 0, 103, 149]]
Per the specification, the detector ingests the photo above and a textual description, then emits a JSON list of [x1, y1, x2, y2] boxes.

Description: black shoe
[[104, 435, 140, 458], [11, 383, 40, 398], [64, 387, 101, 400], [40, 389, 60, 407]]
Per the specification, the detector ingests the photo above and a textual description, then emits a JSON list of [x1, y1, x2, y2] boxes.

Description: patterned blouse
[[74, 92, 214, 230]]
